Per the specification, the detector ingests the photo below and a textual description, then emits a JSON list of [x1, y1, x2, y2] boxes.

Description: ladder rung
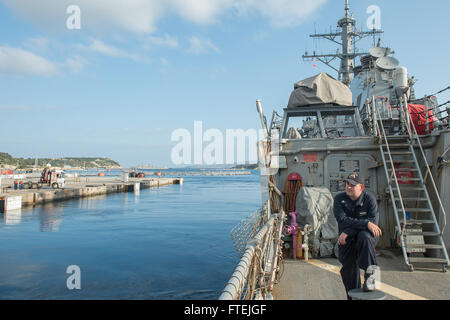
[[404, 231, 440, 236], [399, 208, 431, 212], [404, 219, 435, 225], [384, 151, 411, 155], [381, 144, 409, 148], [392, 177, 420, 181], [390, 160, 415, 163], [394, 187, 424, 191], [386, 136, 408, 139], [406, 244, 443, 249], [387, 168, 417, 172], [393, 197, 428, 201], [408, 257, 447, 264]]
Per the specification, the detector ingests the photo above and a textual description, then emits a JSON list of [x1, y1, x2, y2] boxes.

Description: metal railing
[[409, 85, 450, 133], [407, 102, 449, 133], [219, 208, 285, 300], [401, 94, 447, 235], [372, 98, 411, 269], [373, 99, 408, 232]]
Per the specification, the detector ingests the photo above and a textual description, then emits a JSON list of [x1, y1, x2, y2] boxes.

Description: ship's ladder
[[371, 96, 449, 272]]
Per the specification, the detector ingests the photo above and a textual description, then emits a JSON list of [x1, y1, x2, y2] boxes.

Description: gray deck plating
[[272, 249, 450, 300]]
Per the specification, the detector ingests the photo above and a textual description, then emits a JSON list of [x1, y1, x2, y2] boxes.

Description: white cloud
[[168, 0, 235, 25], [187, 36, 220, 54], [85, 39, 124, 56], [2, 0, 163, 34], [144, 34, 179, 49], [160, 58, 169, 66], [82, 0, 164, 33], [235, 0, 328, 28], [23, 36, 50, 51], [2, 0, 327, 33], [76, 39, 148, 62], [65, 56, 88, 73], [0, 46, 59, 76]]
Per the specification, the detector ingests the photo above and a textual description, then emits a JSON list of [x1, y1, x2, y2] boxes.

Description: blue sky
[[0, 0, 449, 167]]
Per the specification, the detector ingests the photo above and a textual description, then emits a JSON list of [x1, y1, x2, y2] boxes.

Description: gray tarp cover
[[287, 72, 352, 108], [295, 187, 338, 258]]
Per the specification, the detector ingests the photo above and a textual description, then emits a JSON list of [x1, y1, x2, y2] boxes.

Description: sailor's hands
[[338, 232, 348, 246], [368, 222, 382, 237]]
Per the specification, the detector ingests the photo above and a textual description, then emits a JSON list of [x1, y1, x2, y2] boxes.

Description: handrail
[[372, 97, 408, 235], [424, 85, 450, 98], [402, 95, 447, 234], [408, 102, 449, 115], [219, 211, 281, 300], [407, 100, 449, 134], [268, 209, 285, 291]]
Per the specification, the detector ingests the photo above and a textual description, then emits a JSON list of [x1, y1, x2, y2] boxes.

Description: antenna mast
[[302, 0, 383, 86]]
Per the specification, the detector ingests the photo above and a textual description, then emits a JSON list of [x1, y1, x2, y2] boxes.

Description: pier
[[0, 176, 183, 211], [155, 170, 252, 176], [122, 170, 252, 177]]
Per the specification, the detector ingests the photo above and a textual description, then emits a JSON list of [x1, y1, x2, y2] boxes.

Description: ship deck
[[272, 248, 450, 300]]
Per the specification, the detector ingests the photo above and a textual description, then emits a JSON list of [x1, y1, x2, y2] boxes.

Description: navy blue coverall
[[333, 190, 379, 296]]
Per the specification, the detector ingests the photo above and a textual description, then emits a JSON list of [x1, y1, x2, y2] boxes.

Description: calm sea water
[[0, 171, 262, 299]]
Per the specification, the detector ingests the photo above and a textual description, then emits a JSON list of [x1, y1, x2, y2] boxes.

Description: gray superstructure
[[221, 0, 449, 300], [291, 1, 450, 269]]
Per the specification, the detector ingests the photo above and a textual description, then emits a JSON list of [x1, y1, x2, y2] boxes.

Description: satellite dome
[[376, 56, 399, 70]]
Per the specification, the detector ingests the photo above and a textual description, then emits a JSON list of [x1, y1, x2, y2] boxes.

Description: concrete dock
[[157, 170, 252, 176], [0, 176, 183, 210]]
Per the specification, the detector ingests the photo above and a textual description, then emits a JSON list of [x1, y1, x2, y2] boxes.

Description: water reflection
[[38, 203, 63, 232], [1, 208, 22, 225], [77, 194, 107, 210], [134, 188, 140, 201]]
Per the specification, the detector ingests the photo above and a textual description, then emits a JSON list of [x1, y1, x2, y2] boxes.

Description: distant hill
[[0, 152, 121, 169], [0, 152, 15, 166]]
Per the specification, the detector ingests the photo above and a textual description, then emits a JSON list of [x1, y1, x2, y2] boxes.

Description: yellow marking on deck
[[306, 259, 428, 300]]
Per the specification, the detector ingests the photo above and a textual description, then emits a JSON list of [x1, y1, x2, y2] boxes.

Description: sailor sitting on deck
[[333, 173, 382, 299]]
